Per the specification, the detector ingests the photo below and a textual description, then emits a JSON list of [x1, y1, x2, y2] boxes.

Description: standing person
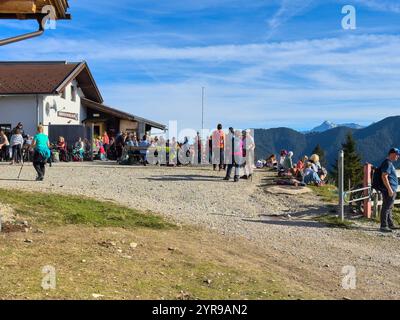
[[242, 129, 256, 180], [0, 130, 10, 162], [10, 129, 24, 165], [379, 148, 400, 233], [115, 132, 126, 161], [195, 132, 202, 165], [212, 124, 225, 171], [12, 122, 27, 138], [208, 135, 213, 165], [102, 131, 110, 158], [224, 129, 243, 182], [31, 125, 51, 181], [139, 135, 150, 166]]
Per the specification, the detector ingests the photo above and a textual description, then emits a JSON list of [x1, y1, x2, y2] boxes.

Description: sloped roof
[[81, 98, 166, 131], [0, 61, 103, 103]]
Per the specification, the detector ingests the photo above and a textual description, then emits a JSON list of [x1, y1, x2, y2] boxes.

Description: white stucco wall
[[42, 80, 87, 129], [0, 95, 39, 136], [0, 80, 88, 136]]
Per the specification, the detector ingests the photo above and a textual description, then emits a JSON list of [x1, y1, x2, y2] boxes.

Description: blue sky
[[1, 0, 400, 132]]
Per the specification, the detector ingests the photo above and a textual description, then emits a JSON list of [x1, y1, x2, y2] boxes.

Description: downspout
[[36, 94, 40, 126], [0, 16, 45, 47]]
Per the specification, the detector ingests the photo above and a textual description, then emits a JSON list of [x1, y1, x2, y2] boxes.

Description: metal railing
[[338, 152, 400, 220]]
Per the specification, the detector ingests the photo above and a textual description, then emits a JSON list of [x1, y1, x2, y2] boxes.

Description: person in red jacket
[[102, 131, 110, 157], [212, 124, 225, 171]]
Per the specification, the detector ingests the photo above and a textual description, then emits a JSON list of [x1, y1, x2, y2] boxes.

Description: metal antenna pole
[[201, 87, 205, 133]]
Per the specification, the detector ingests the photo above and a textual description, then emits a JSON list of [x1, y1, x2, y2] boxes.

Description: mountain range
[[308, 121, 365, 133], [254, 116, 400, 169]]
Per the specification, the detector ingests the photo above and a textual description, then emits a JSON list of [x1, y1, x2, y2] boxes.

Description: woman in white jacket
[[10, 128, 24, 165]]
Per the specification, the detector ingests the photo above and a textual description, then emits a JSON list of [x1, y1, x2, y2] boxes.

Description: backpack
[[372, 162, 385, 191]]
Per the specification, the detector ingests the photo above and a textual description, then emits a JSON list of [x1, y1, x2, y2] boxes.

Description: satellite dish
[[51, 101, 58, 112]]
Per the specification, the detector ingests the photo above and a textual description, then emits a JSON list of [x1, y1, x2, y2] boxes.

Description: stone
[[129, 242, 138, 249]]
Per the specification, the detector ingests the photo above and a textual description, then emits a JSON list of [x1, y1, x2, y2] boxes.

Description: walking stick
[[17, 161, 24, 180]]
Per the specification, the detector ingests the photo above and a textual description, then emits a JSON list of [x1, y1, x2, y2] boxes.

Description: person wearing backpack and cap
[[379, 148, 400, 233]]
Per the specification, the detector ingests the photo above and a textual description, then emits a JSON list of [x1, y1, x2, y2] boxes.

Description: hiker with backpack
[[373, 148, 400, 233]]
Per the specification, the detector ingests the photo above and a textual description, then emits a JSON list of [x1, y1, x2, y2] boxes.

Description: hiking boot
[[240, 175, 248, 180], [234, 176, 239, 182], [223, 177, 230, 181], [380, 227, 393, 233], [389, 225, 400, 230]]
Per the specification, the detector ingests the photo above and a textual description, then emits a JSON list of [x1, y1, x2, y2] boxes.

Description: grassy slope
[[0, 189, 323, 300]]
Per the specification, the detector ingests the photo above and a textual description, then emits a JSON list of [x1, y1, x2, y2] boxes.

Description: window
[[0, 124, 11, 135], [71, 85, 77, 102], [61, 89, 66, 99]]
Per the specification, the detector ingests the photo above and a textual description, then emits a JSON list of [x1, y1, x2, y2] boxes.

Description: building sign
[[58, 111, 78, 121]]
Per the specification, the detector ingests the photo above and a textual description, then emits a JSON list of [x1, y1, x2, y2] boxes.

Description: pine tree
[[332, 133, 364, 189], [312, 144, 327, 168]]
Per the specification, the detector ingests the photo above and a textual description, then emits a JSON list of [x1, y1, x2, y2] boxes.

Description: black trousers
[[381, 191, 396, 228], [0, 145, 9, 161], [33, 151, 46, 179], [12, 144, 22, 162]]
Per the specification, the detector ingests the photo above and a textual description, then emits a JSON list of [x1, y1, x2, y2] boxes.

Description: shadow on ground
[[140, 175, 223, 182]]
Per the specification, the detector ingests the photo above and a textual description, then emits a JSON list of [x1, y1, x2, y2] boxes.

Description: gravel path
[[1, 162, 399, 299]]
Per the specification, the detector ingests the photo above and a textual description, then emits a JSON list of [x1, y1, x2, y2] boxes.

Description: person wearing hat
[[380, 148, 400, 233]]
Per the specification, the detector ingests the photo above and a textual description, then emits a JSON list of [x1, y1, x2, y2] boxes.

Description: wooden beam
[[0, 0, 36, 14]]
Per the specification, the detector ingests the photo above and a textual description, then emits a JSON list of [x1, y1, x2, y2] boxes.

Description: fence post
[[338, 150, 345, 221], [373, 192, 378, 219], [363, 163, 372, 219]]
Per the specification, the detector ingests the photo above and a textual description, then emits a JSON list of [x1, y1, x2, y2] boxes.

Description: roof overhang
[[81, 98, 166, 131], [55, 62, 103, 104], [0, 0, 70, 20]]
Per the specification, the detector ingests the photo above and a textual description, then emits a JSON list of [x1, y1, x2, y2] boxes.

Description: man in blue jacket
[[380, 148, 400, 233]]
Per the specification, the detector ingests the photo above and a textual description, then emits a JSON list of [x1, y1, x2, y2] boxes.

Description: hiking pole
[[18, 161, 25, 180]]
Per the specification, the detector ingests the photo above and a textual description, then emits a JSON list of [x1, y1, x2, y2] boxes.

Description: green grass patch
[[0, 188, 174, 230], [308, 184, 338, 204], [315, 215, 354, 229]]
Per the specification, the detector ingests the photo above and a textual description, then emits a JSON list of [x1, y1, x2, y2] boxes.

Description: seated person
[[303, 163, 323, 186], [0, 130, 10, 161], [283, 151, 294, 171], [266, 154, 277, 168], [74, 137, 85, 159], [57, 136, 68, 161], [309, 154, 321, 172]]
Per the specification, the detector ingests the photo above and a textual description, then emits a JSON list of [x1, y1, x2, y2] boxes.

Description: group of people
[[0, 122, 34, 164], [263, 150, 327, 187], [206, 124, 256, 182], [0, 124, 51, 181]]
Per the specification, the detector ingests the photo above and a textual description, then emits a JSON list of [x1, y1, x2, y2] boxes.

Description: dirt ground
[[1, 162, 399, 299]]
